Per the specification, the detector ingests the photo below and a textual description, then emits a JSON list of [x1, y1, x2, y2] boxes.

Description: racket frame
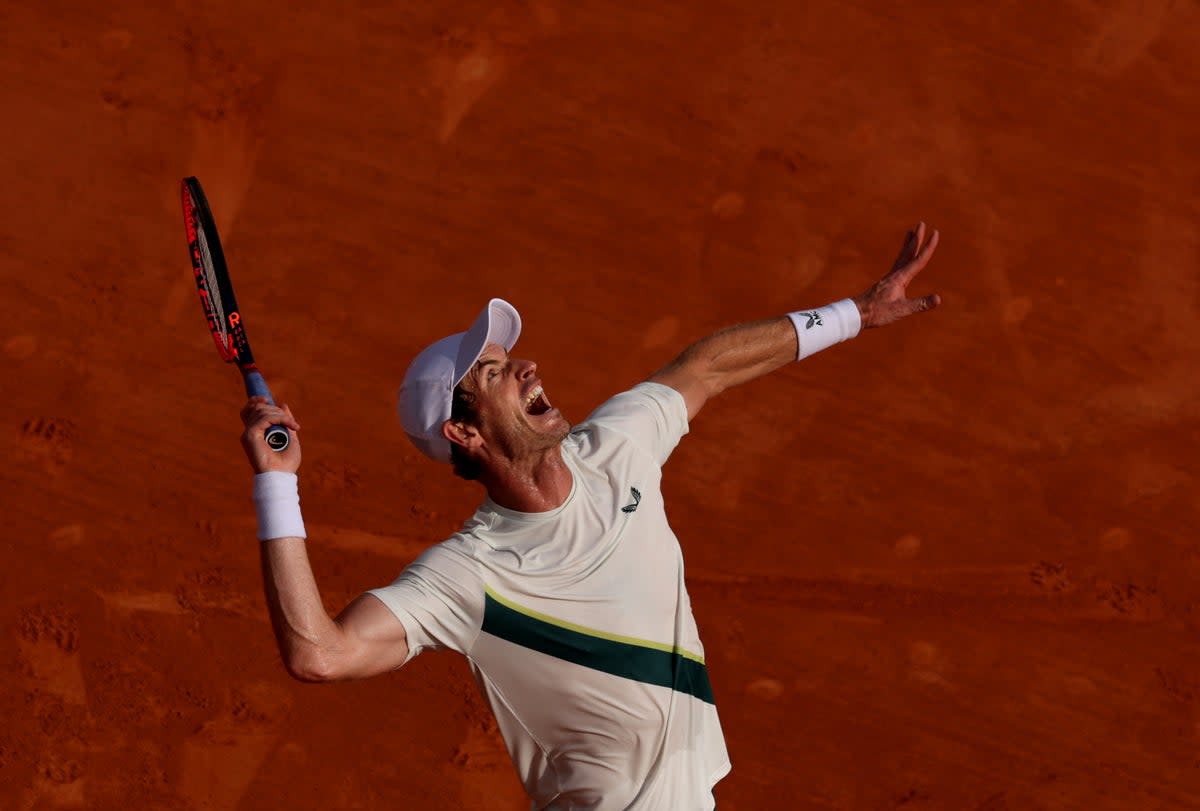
[[182, 177, 289, 451]]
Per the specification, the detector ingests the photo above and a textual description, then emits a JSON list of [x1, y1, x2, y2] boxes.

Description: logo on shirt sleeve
[[621, 487, 641, 514]]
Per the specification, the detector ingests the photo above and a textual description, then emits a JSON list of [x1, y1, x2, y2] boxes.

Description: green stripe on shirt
[[481, 586, 715, 705]]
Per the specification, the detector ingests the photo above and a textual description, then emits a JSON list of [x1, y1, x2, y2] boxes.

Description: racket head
[[181, 177, 256, 366]]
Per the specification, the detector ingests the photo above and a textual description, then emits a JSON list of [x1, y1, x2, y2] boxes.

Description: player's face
[[462, 343, 570, 457]]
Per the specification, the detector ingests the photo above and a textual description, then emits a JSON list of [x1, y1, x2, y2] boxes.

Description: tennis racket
[[181, 176, 290, 452]]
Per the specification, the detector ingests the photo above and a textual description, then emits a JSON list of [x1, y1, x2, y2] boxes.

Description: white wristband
[[787, 298, 862, 361], [253, 472, 307, 541]]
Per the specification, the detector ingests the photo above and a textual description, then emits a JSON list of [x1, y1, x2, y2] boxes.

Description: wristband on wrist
[[253, 471, 307, 541], [787, 298, 862, 361]]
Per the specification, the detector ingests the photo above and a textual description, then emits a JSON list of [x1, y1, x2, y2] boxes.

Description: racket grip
[[243, 370, 290, 452]]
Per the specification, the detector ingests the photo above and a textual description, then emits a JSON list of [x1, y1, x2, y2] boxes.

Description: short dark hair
[[448, 383, 484, 481]]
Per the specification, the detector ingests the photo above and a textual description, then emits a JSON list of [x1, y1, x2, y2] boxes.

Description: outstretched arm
[[241, 399, 409, 681], [651, 223, 941, 420]]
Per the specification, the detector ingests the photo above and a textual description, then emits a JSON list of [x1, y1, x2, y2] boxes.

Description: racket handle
[[243, 369, 290, 452]]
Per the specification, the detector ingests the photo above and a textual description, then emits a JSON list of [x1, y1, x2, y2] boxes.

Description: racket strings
[[192, 208, 232, 351]]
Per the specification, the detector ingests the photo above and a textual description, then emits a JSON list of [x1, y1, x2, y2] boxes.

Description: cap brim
[[453, 298, 522, 386]]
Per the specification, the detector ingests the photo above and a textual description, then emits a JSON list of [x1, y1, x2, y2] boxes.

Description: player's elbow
[[282, 646, 344, 683], [286, 661, 334, 683]]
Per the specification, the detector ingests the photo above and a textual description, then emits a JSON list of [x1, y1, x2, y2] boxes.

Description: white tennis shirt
[[368, 382, 730, 810]]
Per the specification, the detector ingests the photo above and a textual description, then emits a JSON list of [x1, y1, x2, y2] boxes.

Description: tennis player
[[241, 223, 941, 810]]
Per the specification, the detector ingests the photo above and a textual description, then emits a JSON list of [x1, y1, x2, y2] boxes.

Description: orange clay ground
[[2, 1, 1199, 808]]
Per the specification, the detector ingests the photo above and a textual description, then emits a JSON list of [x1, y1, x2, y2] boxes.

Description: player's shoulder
[[443, 508, 527, 556], [575, 382, 684, 435], [583, 381, 683, 421]]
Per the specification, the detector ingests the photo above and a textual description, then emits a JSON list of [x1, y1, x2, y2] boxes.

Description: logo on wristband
[[798, 311, 823, 329]]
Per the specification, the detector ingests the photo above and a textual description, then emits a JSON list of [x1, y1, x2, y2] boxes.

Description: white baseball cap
[[398, 298, 522, 462]]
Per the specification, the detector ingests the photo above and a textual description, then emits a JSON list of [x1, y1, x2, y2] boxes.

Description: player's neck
[[481, 446, 573, 513]]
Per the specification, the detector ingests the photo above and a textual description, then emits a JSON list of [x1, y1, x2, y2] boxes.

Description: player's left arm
[[651, 222, 941, 421]]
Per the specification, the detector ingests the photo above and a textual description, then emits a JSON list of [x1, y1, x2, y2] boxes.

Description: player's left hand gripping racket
[[181, 176, 290, 452]]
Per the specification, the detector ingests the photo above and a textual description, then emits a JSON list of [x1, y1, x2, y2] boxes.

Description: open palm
[[854, 222, 942, 329]]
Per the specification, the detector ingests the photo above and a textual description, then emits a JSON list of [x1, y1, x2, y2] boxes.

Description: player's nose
[[515, 358, 537, 379]]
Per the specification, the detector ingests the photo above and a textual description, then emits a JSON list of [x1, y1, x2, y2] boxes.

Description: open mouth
[[523, 384, 553, 416]]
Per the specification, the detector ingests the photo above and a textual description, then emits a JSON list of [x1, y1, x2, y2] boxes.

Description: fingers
[[863, 223, 942, 327], [241, 399, 301, 432], [891, 222, 937, 271], [919, 227, 939, 260], [280, 404, 300, 431], [238, 398, 302, 474], [913, 292, 941, 314], [892, 225, 919, 270], [894, 226, 939, 287], [240, 396, 271, 424]]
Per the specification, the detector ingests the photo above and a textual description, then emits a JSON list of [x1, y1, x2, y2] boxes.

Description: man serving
[[241, 223, 941, 810]]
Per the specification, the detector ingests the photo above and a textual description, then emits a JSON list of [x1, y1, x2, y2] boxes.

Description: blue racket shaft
[[243, 369, 290, 452]]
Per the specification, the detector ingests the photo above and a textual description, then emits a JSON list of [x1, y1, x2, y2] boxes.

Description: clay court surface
[[3, 1, 1199, 808]]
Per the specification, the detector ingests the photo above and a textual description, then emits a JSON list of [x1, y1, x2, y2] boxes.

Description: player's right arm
[[242, 398, 409, 682], [259, 538, 410, 681]]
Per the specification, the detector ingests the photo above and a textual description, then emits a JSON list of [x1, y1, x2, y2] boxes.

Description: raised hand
[[241, 397, 302, 474], [853, 222, 942, 329]]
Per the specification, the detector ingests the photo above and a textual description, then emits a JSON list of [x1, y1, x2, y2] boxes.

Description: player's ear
[[442, 419, 481, 451]]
